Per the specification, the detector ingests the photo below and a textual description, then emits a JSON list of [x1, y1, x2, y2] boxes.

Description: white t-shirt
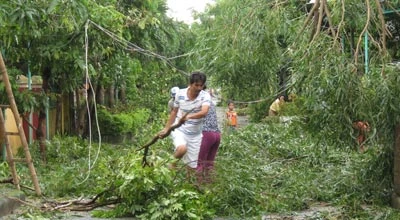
[[173, 87, 211, 135]]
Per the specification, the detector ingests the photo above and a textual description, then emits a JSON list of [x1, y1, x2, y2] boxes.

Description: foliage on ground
[[2, 118, 400, 219]]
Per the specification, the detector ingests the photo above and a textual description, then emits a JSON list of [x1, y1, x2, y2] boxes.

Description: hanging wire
[[88, 20, 190, 76], [76, 18, 199, 183], [87, 20, 282, 105], [232, 98, 271, 104], [77, 20, 102, 185]]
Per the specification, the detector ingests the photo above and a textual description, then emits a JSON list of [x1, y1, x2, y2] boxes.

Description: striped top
[[174, 87, 211, 135]]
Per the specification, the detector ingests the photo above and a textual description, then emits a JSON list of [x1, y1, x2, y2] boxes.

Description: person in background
[[168, 86, 180, 113], [158, 72, 211, 177], [197, 93, 221, 185], [352, 120, 370, 152], [269, 95, 285, 116], [226, 100, 238, 133]]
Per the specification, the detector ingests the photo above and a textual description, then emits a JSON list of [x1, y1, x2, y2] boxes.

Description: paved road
[[215, 106, 249, 132], [213, 94, 249, 130]]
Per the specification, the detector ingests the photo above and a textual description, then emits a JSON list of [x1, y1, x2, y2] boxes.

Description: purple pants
[[197, 131, 221, 183]]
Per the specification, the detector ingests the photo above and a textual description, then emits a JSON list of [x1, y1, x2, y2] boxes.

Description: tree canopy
[[1, 0, 193, 135], [186, 0, 400, 147], [3, 0, 400, 219]]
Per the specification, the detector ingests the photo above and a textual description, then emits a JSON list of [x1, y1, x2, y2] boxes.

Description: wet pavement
[[0, 188, 25, 218], [215, 106, 249, 133]]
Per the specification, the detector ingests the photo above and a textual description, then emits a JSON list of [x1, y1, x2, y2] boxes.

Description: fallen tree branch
[[323, 0, 336, 39], [138, 120, 184, 167], [40, 187, 121, 212], [41, 197, 121, 212], [68, 199, 121, 211], [333, 0, 346, 48], [299, 0, 320, 36], [137, 110, 193, 167], [1, 177, 36, 192], [354, 0, 371, 68], [374, 0, 387, 55], [5, 196, 38, 208], [0, 177, 13, 184], [311, 0, 325, 42], [54, 201, 73, 210]]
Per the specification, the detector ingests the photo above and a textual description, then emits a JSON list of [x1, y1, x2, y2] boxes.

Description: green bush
[[97, 106, 150, 136]]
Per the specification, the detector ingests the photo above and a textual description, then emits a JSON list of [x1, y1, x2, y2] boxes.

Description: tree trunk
[[55, 95, 63, 134], [71, 89, 78, 135], [77, 84, 97, 137], [36, 67, 51, 163], [36, 111, 46, 163], [97, 84, 105, 105], [77, 93, 88, 137], [392, 123, 400, 208], [108, 84, 115, 107], [120, 84, 126, 104]]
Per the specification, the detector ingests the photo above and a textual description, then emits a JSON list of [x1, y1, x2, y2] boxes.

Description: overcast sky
[[167, 0, 214, 24]]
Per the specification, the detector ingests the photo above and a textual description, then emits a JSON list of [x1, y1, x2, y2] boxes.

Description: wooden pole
[[0, 52, 41, 195], [0, 109, 20, 190]]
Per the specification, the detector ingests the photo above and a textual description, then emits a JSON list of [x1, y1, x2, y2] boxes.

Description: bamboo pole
[[0, 109, 20, 190], [0, 52, 41, 195]]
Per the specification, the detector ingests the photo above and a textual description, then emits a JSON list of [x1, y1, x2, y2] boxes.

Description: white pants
[[171, 129, 202, 168]]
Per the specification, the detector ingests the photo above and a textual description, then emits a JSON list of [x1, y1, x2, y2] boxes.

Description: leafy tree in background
[[190, 0, 400, 144], [191, 0, 287, 102], [0, 0, 192, 139], [189, 1, 400, 210], [3, 0, 400, 218]]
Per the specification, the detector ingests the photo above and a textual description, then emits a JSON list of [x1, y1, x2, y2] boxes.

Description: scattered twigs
[[20, 184, 35, 191], [54, 201, 73, 210], [0, 192, 118, 213], [4, 195, 37, 208], [41, 197, 121, 212], [76, 190, 103, 205], [68, 199, 121, 211], [40, 188, 121, 212]]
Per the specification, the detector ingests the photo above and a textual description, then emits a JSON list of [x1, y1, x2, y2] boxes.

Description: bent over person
[[158, 72, 211, 175], [269, 95, 285, 116]]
